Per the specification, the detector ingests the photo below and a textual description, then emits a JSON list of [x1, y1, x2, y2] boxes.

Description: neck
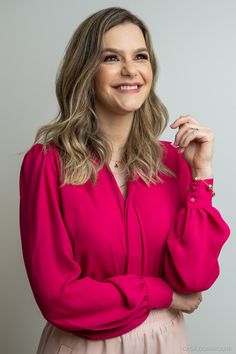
[[95, 106, 134, 160]]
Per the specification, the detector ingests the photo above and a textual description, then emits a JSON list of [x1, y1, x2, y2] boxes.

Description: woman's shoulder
[[24, 141, 57, 155], [20, 142, 61, 174], [24, 142, 59, 158]]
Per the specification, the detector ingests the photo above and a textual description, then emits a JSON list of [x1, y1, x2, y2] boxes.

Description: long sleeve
[[19, 144, 173, 340], [164, 144, 231, 293]]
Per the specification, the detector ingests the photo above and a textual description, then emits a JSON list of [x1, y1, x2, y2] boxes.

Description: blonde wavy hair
[[32, 6, 176, 186]]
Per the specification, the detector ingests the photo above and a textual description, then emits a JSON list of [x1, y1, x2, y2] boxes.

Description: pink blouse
[[19, 140, 230, 340]]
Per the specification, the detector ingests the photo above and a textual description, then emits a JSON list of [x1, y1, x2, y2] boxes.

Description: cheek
[[94, 66, 116, 87], [139, 64, 153, 89], [145, 65, 153, 83]]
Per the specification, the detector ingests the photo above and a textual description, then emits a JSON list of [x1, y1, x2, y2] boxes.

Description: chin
[[119, 107, 141, 114], [120, 102, 144, 112]]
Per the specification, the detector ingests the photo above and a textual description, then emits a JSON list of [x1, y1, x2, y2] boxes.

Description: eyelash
[[103, 53, 149, 62]]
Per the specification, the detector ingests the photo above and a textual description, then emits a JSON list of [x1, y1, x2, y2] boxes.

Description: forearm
[[191, 165, 214, 179]]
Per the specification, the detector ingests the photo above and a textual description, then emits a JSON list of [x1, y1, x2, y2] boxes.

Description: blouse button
[[190, 197, 196, 203], [190, 185, 198, 191]]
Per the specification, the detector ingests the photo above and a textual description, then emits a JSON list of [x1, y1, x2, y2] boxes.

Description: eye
[[136, 53, 149, 60], [104, 55, 119, 62]]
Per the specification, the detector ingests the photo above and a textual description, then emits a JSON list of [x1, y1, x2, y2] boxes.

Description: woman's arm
[[163, 116, 230, 292], [19, 143, 173, 339]]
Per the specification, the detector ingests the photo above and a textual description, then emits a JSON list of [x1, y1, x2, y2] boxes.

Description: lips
[[113, 82, 143, 88], [112, 85, 142, 93]]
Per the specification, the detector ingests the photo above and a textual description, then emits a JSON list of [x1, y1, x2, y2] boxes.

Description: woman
[[19, 7, 230, 354]]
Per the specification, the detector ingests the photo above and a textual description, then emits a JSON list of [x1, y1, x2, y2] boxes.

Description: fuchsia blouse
[[19, 140, 230, 340]]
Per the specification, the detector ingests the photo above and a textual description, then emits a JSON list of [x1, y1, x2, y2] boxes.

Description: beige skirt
[[36, 308, 191, 354]]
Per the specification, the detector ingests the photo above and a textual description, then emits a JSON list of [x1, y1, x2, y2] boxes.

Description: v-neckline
[[91, 155, 126, 201], [92, 156, 135, 209], [105, 164, 128, 203]]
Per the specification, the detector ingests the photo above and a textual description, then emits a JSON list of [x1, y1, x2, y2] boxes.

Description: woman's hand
[[170, 115, 214, 178], [169, 291, 203, 314]]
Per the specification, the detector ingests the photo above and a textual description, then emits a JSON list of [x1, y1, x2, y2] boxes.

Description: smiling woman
[[19, 6, 230, 354], [29, 7, 172, 188], [93, 22, 153, 114], [92, 21, 154, 199], [93, 22, 154, 187]]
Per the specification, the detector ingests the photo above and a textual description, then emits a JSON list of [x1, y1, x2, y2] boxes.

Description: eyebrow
[[101, 47, 149, 54]]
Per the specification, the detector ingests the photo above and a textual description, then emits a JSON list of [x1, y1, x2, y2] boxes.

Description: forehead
[[102, 23, 146, 49]]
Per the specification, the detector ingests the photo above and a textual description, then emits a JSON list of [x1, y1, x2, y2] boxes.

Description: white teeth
[[117, 85, 138, 90]]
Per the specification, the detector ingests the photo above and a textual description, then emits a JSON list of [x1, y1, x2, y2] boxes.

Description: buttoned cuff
[[186, 178, 214, 207]]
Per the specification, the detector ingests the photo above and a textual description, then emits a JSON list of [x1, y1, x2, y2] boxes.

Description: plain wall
[[1, 0, 235, 353]]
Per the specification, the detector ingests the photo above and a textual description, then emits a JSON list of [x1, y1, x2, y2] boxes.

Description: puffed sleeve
[[164, 143, 230, 293], [19, 143, 173, 339]]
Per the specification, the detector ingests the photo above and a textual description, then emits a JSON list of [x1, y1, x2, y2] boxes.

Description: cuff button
[[190, 185, 198, 191], [190, 197, 197, 203]]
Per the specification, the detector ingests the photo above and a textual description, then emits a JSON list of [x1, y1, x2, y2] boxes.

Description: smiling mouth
[[113, 84, 142, 92]]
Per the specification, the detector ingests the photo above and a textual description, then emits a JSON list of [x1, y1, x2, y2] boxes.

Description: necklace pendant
[[114, 162, 119, 168]]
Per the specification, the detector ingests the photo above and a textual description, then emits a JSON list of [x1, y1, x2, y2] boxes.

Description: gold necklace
[[110, 158, 122, 168], [109, 159, 127, 188]]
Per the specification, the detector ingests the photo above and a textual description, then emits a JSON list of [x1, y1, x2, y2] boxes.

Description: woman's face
[[93, 22, 153, 116]]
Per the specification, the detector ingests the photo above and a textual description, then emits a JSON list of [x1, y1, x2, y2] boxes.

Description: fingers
[[170, 115, 200, 128], [173, 122, 201, 147], [171, 115, 201, 148], [173, 291, 203, 314], [170, 115, 213, 150], [179, 127, 212, 150], [182, 308, 195, 314], [182, 309, 196, 314], [182, 303, 200, 314], [182, 292, 203, 314]]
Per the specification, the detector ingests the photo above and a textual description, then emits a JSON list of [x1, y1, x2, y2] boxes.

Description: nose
[[121, 61, 138, 77]]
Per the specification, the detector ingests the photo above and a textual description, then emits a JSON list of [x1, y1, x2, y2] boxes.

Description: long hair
[[33, 7, 176, 186]]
